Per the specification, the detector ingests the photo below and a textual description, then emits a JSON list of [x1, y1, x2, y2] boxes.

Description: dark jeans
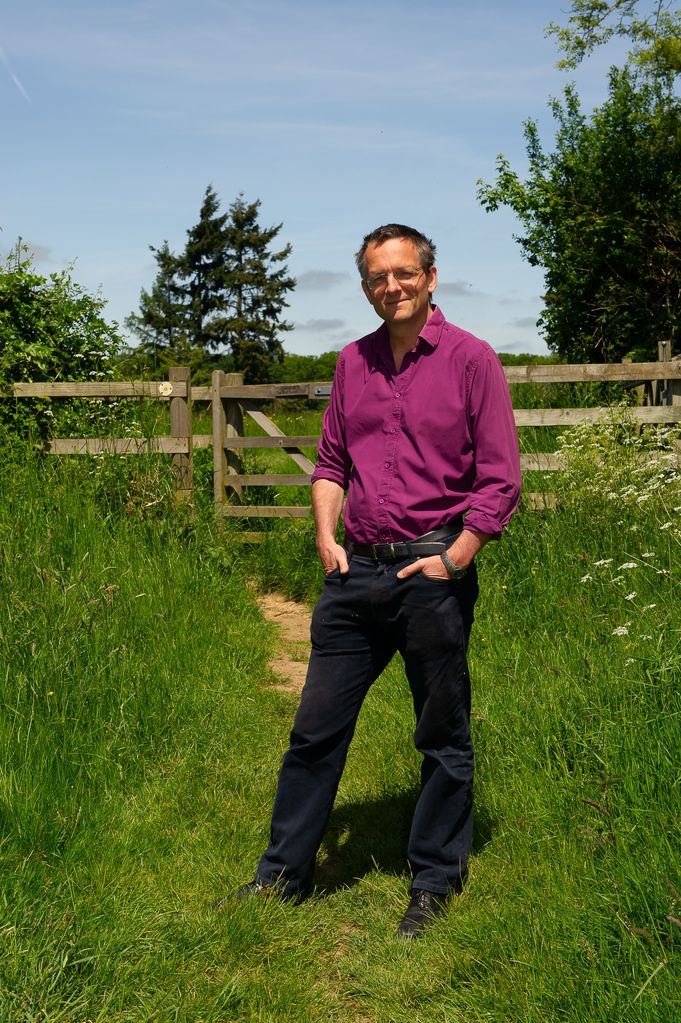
[[256, 555, 479, 896]]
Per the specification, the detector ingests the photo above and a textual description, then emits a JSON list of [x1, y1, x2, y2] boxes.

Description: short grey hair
[[355, 224, 437, 280]]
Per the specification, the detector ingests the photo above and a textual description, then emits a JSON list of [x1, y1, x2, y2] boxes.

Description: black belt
[[348, 519, 463, 561]]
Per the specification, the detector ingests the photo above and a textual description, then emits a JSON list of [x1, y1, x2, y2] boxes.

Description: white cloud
[[295, 318, 346, 333], [296, 270, 350, 291], [496, 337, 542, 354], [509, 316, 538, 329], [25, 241, 52, 262], [437, 279, 482, 298]]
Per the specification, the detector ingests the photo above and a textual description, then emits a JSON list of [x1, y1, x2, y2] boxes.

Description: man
[[231, 224, 521, 937]]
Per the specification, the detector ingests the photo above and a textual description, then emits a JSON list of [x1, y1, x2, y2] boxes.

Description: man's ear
[[427, 265, 438, 296]]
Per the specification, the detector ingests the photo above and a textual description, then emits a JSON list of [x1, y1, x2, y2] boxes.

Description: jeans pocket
[[419, 575, 453, 586]]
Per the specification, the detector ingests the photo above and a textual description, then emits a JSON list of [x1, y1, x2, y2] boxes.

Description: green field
[[0, 411, 679, 1022]]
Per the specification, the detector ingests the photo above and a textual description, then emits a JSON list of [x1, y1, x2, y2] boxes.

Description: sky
[[1, 0, 630, 357]]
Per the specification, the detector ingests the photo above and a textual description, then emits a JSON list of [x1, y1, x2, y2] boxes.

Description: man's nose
[[384, 271, 401, 292]]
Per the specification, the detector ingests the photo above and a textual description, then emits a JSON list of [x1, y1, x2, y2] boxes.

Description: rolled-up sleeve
[[311, 353, 352, 489], [464, 349, 521, 539]]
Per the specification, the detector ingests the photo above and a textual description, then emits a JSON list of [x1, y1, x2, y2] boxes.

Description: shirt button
[[395, 391, 401, 397], [390, 428, 396, 434], [384, 462, 390, 468], [378, 499, 385, 504]]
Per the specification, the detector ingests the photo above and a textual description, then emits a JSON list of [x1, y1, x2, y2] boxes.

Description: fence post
[[212, 370, 226, 515], [212, 370, 244, 517], [669, 353, 681, 407], [657, 340, 672, 406], [169, 366, 193, 503], [223, 372, 244, 500]]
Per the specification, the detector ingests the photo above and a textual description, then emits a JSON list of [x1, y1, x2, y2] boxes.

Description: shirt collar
[[373, 305, 445, 362], [418, 305, 445, 349]]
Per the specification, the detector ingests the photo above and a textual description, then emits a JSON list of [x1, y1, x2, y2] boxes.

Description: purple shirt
[[311, 306, 521, 544]]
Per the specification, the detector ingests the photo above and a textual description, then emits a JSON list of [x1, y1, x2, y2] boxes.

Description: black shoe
[[397, 889, 449, 939], [212, 879, 306, 910]]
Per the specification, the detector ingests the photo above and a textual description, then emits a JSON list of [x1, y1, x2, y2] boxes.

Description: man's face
[[361, 238, 437, 331]]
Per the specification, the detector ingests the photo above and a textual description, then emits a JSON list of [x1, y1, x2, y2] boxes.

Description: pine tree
[[218, 195, 295, 382], [179, 185, 230, 351], [127, 187, 295, 383], [124, 242, 186, 372]]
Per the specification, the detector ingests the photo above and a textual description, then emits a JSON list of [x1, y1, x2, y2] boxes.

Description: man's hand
[[312, 479, 349, 575], [396, 528, 490, 581], [396, 554, 448, 581], [317, 539, 349, 575]]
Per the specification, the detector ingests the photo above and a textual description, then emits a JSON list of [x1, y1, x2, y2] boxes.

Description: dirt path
[[256, 592, 311, 693]]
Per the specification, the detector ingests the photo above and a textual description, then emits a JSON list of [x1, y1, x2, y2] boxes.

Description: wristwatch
[[440, 550, 467, 579]]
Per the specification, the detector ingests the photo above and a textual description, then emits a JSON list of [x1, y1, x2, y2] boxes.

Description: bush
[[0, 251, 123, 437]]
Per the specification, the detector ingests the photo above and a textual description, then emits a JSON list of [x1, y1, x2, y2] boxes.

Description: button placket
[[376, 389, 403, 538]]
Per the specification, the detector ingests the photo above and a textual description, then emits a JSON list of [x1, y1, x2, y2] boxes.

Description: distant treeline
[[268, 349, 559, 384]]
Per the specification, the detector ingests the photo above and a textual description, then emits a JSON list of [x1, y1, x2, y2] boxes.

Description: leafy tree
[[496, 352, 561, 366], [115, 332, 216, 385], [0, 249, 123, 435], [477, 2, 681, 364], [546, 0, 681, 77], [477, 0, 681, 365], [127, 187, 295, 383], [273, 350, 340, 383], [478, 68, 680, 363]]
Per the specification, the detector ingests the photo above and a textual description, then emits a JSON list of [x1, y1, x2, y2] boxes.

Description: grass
[[0, 414, 679, 1022]]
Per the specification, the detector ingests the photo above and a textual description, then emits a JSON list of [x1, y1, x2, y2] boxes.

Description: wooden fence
[[5, 351, 681, 518]]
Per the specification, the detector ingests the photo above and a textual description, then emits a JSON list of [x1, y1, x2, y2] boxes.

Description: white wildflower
[[642, 552, 655, 559], [580, 574, 592, 583], [625, 658, 635, 666], [594, 559, 613, 567], [642, 604, 657, 611], [612, 575, 625, 583], [640, 634, 653, 641], [660, 522, 673, 530], [618, 562, 638, 570], [612, 625, 630, 637], [624, 592, 637, 601]]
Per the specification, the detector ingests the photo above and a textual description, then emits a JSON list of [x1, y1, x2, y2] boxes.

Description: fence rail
[[5, 353, 681, 518]]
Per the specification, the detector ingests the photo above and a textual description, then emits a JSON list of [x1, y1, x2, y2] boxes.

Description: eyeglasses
[[364, 267, 424, 294]]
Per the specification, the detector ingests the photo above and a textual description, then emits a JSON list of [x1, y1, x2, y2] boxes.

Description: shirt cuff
[[310, 466, 347, 489], [463, 511, 505, 540]]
